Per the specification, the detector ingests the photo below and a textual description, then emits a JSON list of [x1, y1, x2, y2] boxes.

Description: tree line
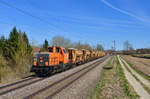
[[42, 35, 104, 51], [122, 40, 150, 55]]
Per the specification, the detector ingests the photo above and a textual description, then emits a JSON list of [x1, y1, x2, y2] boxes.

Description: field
[[122, 55, 150, 77], [91, 55, 150, 99], [132, 54, 150, 59]]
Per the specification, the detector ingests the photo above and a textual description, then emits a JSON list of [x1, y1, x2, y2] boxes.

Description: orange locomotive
[[31, 46, 70, 75], [31, 46, 105, 75]]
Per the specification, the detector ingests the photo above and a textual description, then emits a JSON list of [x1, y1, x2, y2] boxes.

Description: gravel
[[52, 57, 111, 99]]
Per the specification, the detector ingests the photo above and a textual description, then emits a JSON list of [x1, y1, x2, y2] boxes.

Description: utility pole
[[112, 40, 116, 51]]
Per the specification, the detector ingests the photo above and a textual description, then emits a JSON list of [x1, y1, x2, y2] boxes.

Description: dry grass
[[132, 54, 150, 59], [0, 54, 32, 84], [123, 55, 150, 77], [100, 57, 127, 99]]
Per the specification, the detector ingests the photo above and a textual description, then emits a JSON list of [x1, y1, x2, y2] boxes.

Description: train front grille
[[37, 54, 49, 66]]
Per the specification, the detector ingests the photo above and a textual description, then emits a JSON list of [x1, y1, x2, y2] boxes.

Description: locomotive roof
[[68, 48, 77, 50], [48, 46, 65, 48], [40, 52, 50, 54]]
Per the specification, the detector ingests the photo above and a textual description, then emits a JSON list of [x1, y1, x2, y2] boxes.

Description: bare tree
[[50, 35, 93, 50], [124, 40, 132, 51], [73, 41, 82, 49], [123, 40, 135, 54], [82, 43, 92, 50], [96, 44, 104, 51], [50, 36, 72, 48]]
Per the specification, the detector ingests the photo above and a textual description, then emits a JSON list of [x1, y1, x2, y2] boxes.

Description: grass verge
[[103, 57, 113, 69], [116, 56, 139, 99], [90, 69, 106, 99], [90, 57, 113, 99], [0, 54, 32, 85], [91, 56, 139, 99]]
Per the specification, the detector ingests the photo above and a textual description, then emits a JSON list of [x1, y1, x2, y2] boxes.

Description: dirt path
[[118, 56, 150, 99], [121, 58, 150, 89]]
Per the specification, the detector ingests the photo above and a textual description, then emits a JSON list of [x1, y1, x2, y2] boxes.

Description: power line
[[0, 0, 102, 44], [0, 0, 64, 31]]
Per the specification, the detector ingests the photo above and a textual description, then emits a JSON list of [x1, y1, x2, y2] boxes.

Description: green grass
[[116, 56, 139, 99], [103, 57, 113, 69]]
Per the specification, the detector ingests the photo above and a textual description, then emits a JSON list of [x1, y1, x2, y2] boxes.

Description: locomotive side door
[[48, 47, 54, 66], [59, 48, 64, 64], [48, 47, 59, 66], [62, 48, 69, 64], [54, 47, 59, 65]]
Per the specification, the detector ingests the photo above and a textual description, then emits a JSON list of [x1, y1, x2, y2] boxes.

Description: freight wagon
[[67, 48, 83, 65]]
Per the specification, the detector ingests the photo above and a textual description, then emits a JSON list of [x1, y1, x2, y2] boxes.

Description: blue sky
[[0, 0, 150, 50]]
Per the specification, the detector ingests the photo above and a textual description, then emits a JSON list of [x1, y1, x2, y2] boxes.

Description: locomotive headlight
[[45, 62, 49, 66], [33, 61, 37, 66], [40, 57, 43, 62]]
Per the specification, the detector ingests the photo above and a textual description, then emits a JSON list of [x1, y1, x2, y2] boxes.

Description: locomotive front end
[[30, 52, 52, 75]]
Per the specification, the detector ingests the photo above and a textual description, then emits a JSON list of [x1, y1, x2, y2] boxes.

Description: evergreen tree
[[0, 26, 33, 80], [22, 32, 32, 54], [0, 36, 6, 55], [43, 39, 49, 49], [2, 26, 33, 60], [8, 27, 20, 58]]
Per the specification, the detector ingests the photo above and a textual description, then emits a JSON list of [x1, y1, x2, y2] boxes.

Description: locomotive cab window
[[63, 49, 66, 53], [48, 47, 53, 52], [60, 50, 63, 54], [56, 47, 59, 53]]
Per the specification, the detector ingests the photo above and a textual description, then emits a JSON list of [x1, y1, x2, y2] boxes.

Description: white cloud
[[101, 0, 150, 23]]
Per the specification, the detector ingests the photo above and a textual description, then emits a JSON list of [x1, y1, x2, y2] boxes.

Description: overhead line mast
[[112, 40, 116, 51]]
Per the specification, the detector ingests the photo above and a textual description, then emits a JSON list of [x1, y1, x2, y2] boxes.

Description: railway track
[[23, 56, 108, 99], [0, 76, 45, 96], [0, 76, 34, 90]]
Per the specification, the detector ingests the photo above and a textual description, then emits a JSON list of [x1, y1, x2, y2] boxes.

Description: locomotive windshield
[[63, 49, 66, 53], [48, 47, 53, 52]]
